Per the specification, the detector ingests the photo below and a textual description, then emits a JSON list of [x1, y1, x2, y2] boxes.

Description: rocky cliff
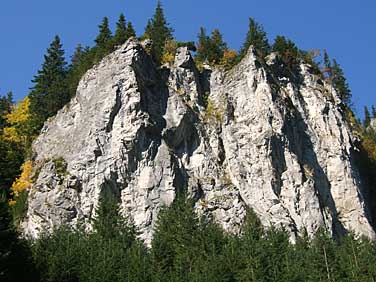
[[22, 38, 375, 243]]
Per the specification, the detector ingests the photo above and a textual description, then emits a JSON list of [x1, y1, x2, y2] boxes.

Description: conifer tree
[[322, 51, 352, 108], [323, 50, 332, 78], [113, 14, 127, 46], [95, 17, 113, 49], [364, 106, 371, 128], [236, 209, 264, 281], [92, 190, 136, 243], [66, 44, 94, 98], [29, 35, 69, 128], [271, 35, 303, 79], [0, 191, 38, 282], [196, 27, 210, 62], [144, 19, 152, 38], [310, 229, 341, 282], [70, 44, 86, 66], [372, 105, 376, 119], [0, 92, 13, 130], [151, 193, 201, 280], [196, 27, 227, 64], [144, 1, 174, 64], [272, 36, 300, 64], [209, 29, 227, 63], [125, 22, 136, 39], [332, 59, 352, 107], [239, 17, 270, 59]]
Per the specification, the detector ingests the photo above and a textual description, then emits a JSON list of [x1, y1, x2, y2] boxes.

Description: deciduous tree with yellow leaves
[[2, 97, 35, 148]]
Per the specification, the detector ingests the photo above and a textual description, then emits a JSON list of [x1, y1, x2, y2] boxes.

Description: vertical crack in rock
[[105, 85, 123, 133]]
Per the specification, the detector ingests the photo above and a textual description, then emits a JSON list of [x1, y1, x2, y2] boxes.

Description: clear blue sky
[[0, 0, 375, 117]]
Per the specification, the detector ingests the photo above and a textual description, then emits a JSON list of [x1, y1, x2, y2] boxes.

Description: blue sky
[[0, 0, 375, 117]]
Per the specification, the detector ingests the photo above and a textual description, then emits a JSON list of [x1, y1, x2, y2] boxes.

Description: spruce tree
[[272, 35, 301, 75], [0, 92, 13, 130], [93, 191, 125, 239], [144, 19, 153, 38], [364, 106, 371, 128], [66, 44, 94, 98], [323, 50, 332, 78], [113, 14, 127, 46], [372, 105, 376, 119], [70, 44, 86, 66], [95, 17, 113, 49], [332, 59, 352, 107], [0, 192, 38, 282], [237, 209, 264, 281], [239, 17, 270, 59], [151, 193, 201, 280], [196, 27, 210, 62], [272, 36, 299, 61], [125, 22, 136, 39], [29, 35, 69, 128], [143, 1, 174, 64], [209, 29, 227, 64], [196, 27, 227, 64]]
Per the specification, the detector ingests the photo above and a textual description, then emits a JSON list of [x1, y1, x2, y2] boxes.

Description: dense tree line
[[2, 192, 376, 281]]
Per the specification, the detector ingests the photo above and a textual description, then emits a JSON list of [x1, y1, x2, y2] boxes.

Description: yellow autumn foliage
[[161, 40, 178, 65], [5, 97, 31, 124], [3, 127, 23, 143], [220, 49, 238, 69], [161, 52, 175, 65], [10, 161, 33, 201], [2, 97, 34, 145]]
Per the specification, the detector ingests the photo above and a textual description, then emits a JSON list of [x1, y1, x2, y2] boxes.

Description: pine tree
[[332, 59, 352, 107], [323, 50, 332, 79], [113, 14, 127, 46], [144, 19, 153, 38], [364, 106, 371, 128], [0, 92, 13, 130], [70, 44, 86, 66], [151, 193, 201, 280], [29, 35, 69, 128], [66, 44, 94, 98], [239, 17, 270, 60], [196, 27, 210, 62], [322, 52, 352, 108], [93, 191, 122, 239], [272, 36, 299, 62], [272, 35, 302, 77], [237, 209, 265, 281], [195, 27, 227, 64], [0, 192, 38, 282], [95, 17, 113, 49], [125, 22, 136, 39], [310, 229, 342, 282], [143, 1, 174, 64], [209, 29, 227, 64], [372, 105, 376, 119]]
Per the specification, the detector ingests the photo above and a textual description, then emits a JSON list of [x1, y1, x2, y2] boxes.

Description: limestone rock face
[[22, 39, 375, 243]]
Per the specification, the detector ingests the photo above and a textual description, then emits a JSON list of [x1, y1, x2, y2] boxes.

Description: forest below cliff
[[1, 1, 376, 281]]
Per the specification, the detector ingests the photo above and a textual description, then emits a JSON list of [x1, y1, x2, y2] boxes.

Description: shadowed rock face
[[22, 38, 375, 244]]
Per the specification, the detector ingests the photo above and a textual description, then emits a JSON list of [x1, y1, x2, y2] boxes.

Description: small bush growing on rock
[[52, 157, 69, 178]]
